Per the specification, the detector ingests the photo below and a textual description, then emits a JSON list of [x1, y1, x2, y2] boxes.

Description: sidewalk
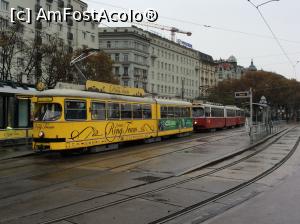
[[203, 136, 300, 224]]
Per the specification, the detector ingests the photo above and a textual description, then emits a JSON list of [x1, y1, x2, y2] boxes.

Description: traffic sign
[[235, 91, 250, 98]]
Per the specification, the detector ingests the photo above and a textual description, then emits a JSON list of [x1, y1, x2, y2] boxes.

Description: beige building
[[99, 26, 217, 101]]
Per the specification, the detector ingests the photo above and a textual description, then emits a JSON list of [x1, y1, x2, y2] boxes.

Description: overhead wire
[[247, 0, 297, 79]]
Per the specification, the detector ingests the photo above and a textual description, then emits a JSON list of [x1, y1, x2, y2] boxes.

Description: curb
[[176, 127, 290, 176]]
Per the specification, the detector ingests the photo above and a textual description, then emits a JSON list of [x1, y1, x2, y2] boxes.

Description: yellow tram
[[32, 82, 193, 152]]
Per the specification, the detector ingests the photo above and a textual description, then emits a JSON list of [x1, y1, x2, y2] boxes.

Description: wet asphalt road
[[0, 126, 299, 224]]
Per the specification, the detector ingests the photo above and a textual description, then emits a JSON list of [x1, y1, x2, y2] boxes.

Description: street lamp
[[295, 61, 300, 79]]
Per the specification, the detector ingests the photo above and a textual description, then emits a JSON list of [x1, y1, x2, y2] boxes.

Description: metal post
[[181, 78, 185, 100], [250, 88, 253, 143]]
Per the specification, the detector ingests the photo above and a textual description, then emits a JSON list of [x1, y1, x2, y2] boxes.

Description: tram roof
[[37, 89, 192, 106], [0, 84, 37, 95], [37, 89, 154, 103], [155, 98, 192, 106]]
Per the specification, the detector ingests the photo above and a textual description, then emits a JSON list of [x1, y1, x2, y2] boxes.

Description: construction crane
[[131, 21, 192, 42]]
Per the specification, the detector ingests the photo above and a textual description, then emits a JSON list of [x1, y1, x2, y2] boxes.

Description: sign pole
[[250, 88, 253, 143]]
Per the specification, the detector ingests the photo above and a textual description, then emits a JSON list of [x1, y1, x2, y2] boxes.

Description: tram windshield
[[192, 107, 205, 117], [34, 103, 62, 121]]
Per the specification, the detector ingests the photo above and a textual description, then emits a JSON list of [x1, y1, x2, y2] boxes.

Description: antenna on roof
[[70, 48, 100, 83]]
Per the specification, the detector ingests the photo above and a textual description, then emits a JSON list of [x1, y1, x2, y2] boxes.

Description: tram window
[[142, 104, 152, 119], [211, 108, 224, 117], [161, 106, 168, 118], [192, 107, 204, 117], [174, 107, 181, 117], [121, 103, 132, 119], [211, 108, 215, 117], [91, 102, 106, 120], [219, 109, 225, 117], [36, 103, 62, 121], [182, 107, 191, 117], [107, 103, 120, 120], [205, 107, 211, 117], [18, 99, 29, 127], [226, 109, 235, 117], [168, 107, 175, 118], [132, 104, 142, 119], [65, 101, 86, 120]]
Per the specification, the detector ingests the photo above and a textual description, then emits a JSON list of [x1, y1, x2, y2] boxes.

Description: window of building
[[65, 100, 87, 120], [17, 58, 24, 67], [115, 53, 119, 62], [1, 0, 9, 10], [107, 41, 111, 48], [91, 35, 95, 42], [107, 103, 120, 119], [115, 67, 119, 75], [46, 3, 51, 11], [124, 66, 128, 75], [0, 17, 8, 28], [124, 54, 128, 62], [91, 102, 106, 120]]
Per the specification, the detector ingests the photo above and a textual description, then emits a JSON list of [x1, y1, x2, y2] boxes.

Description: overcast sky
[[87, 0, 300, 80]]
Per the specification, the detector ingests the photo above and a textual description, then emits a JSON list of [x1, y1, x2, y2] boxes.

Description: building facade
[[215, 56, 244, 81], [99, 26, 217, 101], [0, 0, 98, 83], [99, 27, 150, 90]]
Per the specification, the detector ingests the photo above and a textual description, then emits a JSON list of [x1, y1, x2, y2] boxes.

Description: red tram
[[192, 103, 245, 131]]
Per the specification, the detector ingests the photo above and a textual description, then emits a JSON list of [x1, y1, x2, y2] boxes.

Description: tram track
[[1, 126, 294, 224], [0, 129, 248, 210], [150, 133, 300, 224], [0, 129, 244, 186]]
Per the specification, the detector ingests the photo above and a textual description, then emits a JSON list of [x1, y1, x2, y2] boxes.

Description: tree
[[39, 36, 74, 88], [207, 71, 300, 120], [77, 51, 119, 84]]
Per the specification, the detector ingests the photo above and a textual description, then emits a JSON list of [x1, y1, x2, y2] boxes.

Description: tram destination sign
[[235, 91, 250, 98]]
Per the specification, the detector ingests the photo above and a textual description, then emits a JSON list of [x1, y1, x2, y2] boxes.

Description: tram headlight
[[39, 131, 45, 138], [194, 121, 197, 124]]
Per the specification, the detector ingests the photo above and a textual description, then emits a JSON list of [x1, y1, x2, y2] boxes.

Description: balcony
[[122, 75, 130, 80], [150, 53, 158, 59]]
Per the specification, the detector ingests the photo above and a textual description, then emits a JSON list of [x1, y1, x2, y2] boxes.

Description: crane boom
[[131, 22, 192, 42]]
